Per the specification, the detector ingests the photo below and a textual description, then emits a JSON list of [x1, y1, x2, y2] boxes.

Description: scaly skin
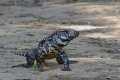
[[11, 28, 79, 71]]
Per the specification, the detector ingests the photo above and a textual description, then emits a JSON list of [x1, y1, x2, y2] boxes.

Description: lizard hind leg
[[11, 54, 35, 68]]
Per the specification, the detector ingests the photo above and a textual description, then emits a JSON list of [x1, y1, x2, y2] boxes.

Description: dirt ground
[[0, 0, 120, 80]]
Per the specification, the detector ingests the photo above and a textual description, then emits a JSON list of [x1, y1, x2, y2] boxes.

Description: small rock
[[118, 49, 120, 52], [106, 76, 114, 80], [86, 21, 91, 25], [0, 44, 4, 48], [107, 49, 118, 53], [106, 56, 112, 60]]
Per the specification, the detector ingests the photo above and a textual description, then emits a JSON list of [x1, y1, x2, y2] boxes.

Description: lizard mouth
[[61, 38, 70, 42]]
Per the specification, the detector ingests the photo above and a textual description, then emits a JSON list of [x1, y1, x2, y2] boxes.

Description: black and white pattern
[[11, 28, 79, 71]]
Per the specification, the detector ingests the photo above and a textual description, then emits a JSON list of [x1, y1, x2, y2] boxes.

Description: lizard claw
[[61, 67, 71, 71], [36, 62, 44, 72]]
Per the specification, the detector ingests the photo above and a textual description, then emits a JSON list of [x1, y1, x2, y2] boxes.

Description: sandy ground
[[0, 0, 120, 80]]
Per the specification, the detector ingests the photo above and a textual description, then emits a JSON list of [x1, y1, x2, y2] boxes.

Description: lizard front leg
[[59, 50, 71, 71], [56, 54, 78, 64], [35, 50, 44, 72]]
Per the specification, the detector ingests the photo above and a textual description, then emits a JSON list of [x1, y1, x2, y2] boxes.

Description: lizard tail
[[12, 51, 26, 57], [11, 63, 32, 68]]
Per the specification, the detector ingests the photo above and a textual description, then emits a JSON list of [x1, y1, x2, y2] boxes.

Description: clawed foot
[[36, 62, 44, 72], [69, 60, 78, 64], [38, 67, 44, 72], [61, 67, 71, 71]]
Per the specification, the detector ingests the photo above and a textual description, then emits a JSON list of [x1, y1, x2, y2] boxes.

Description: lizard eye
[[60, 32, 69, 40]]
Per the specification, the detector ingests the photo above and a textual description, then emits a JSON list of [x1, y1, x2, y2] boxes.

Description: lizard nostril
[[75, 31, 79, 37]]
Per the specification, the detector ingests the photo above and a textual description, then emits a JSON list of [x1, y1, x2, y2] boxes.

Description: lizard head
[[56, 28, 79, 42]]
